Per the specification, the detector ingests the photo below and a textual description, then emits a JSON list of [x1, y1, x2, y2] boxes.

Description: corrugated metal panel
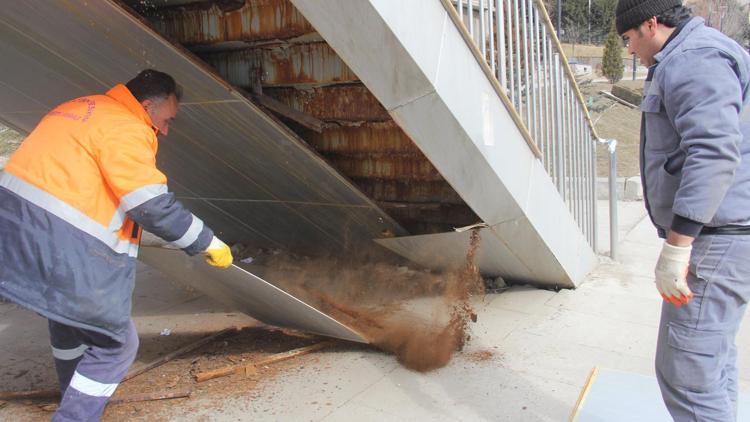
[[0, 1, 406, 257], [138, 0, 315, 46], [140, 247, 367, 343], [351, 179, 465, 204], [200, 42, 358, 87], [305, 121, 419, 154], [265, 85, 390, 121], [328, 155, 443, 181]]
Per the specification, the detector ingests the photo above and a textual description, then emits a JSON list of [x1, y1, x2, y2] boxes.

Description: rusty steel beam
[[327, 155, 443, 182], [200, 42, 358, 87], [264, 85, 390, 122], [378, 202, 479, 227], [303, 121, 420, 155], [351, 179, 465, 205], [253, 93, 323, 132], [136, 0, 315, 46]]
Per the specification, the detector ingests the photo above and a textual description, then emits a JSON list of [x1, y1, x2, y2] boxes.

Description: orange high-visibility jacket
[[0, 84, 213, 342]]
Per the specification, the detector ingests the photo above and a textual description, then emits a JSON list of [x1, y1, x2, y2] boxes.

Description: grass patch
[[561, 43, 630, 60]]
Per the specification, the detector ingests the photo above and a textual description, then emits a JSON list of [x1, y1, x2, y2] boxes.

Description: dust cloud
[[239, 229, 485, 372]]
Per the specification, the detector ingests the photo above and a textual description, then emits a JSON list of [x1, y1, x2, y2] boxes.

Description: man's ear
[[140, 99, 154, 113]]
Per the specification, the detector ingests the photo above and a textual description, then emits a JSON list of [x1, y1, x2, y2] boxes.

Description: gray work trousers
[[48, 318, 139, 422], [656, 234, 750, 421]]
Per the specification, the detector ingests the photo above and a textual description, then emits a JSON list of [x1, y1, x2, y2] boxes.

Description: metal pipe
[[488, 0, 495, 74], [543, 33, 552, 171], [547, 41, 556, 179], [580, 114, 587, 236], [578, 114, 587, 240], [507, 0, 516, 107], [562, 80, 570, 206], [596, 138, 618, 259], [521, 0, 531, 126], [496, 0, 506, 87], [527, 0, 537, 148], [554, 53, 564, 195], [458, 0, 464, 21], [533, 6, 543, 150], [575, 97, 582, 228], [469, 0, 475, 41], [567, 83, 574, 209], [480, 0, 487, 58], [591, 139, 598, 251], [607, 139, 618, 260], [513, 0, 522, 113]]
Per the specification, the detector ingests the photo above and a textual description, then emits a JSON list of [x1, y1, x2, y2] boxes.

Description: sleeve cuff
[[671, 214, 704, 238]]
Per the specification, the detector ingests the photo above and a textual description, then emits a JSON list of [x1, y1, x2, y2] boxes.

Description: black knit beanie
[[615, 0, 683, 35]]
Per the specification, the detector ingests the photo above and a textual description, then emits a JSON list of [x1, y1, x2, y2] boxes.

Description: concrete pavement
[[2, 200, 749, 421]]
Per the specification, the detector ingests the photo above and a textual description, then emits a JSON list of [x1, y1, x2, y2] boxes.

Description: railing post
[[598, 138, 618, 260]]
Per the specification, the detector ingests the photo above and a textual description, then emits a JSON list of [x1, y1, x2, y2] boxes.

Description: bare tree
[[686, 0, 749, 44]]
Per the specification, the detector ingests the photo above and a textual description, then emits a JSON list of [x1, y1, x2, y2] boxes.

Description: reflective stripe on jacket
[[0, 84, 213, 342]]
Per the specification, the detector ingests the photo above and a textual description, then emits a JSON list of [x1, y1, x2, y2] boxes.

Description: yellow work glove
[[204, 236, 233, 268], [655, 241, 693, 307]]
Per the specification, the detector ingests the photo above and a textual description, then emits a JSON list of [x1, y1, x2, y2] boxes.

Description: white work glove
[[204, 236, 233, 268], [654, 241, 693, 307]]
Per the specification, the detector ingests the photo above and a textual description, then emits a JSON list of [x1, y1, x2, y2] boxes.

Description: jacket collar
[[105, 84, 156, 132], [654, 16, 704, 64]]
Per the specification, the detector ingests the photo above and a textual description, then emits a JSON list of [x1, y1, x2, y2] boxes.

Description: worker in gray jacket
[[616, 1, 750, 420]]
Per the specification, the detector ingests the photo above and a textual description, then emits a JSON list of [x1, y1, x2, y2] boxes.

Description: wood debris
[[195, 340, 334, 383]]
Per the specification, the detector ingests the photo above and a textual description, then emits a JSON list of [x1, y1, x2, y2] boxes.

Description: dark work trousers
[[656, 234, 750, 421], [48, 318, 139, 422]]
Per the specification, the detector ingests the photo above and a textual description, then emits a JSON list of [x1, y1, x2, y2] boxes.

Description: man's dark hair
[[656, 5, 692, 28], [125, 69, 183, 103]]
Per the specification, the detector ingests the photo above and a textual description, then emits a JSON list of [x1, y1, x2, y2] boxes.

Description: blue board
[[575, 367, 750, 421]]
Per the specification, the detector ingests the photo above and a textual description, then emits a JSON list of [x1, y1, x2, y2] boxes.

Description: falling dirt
[[239, 228, 486, 372]]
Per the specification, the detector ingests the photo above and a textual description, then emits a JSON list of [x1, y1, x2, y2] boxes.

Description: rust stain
[[305, 122, 420, 155], [378, 203, 479, 227], [148, 0, 315, 45], [328, 156, 443, 182], [352, 179, 465, 204], [201, 42, 358, 87], [265, 85, 390, 121]]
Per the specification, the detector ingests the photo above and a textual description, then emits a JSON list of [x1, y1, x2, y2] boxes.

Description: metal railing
[[448, 0, 599, 251]]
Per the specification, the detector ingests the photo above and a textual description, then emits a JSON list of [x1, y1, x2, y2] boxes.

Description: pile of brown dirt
[[247, 229, 486, 372]]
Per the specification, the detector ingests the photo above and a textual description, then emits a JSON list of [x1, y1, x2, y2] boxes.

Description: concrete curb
[[597, 176, 643, 201]]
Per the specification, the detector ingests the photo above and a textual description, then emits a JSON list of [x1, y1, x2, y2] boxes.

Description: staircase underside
[[0, 1, 406, 255]]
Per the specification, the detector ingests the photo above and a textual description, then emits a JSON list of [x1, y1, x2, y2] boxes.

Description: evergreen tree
[[602, 21, 624, 83]]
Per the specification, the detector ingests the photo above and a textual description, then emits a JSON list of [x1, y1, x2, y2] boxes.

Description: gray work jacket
[[641, 17, 750, 235]]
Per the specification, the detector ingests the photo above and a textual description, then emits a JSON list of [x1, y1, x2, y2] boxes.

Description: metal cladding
[[140, 247, 367, 343], [299, 121, 479, 232], [130, 0, 315, 46], [0, 1, 406, 256], [264, 85, 390, 121], [200, 43, 359, 87], [305, 121, 421, 155], [160, 1, 478, 235]]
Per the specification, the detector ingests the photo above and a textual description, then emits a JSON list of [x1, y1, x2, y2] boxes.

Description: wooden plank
[[0, 389, 60, 401], [194, 340, 334, 383], [123, 327, 238, 382], [253, 93, 324, 133], [569, 366, 600, 422], [110, 388, 192, 405]]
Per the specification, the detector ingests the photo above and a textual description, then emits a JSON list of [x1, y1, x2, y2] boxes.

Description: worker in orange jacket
[[0, 69, 232, 421]]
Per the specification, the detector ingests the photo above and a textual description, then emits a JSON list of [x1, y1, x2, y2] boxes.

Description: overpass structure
[[0, 0, 600, 334]]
